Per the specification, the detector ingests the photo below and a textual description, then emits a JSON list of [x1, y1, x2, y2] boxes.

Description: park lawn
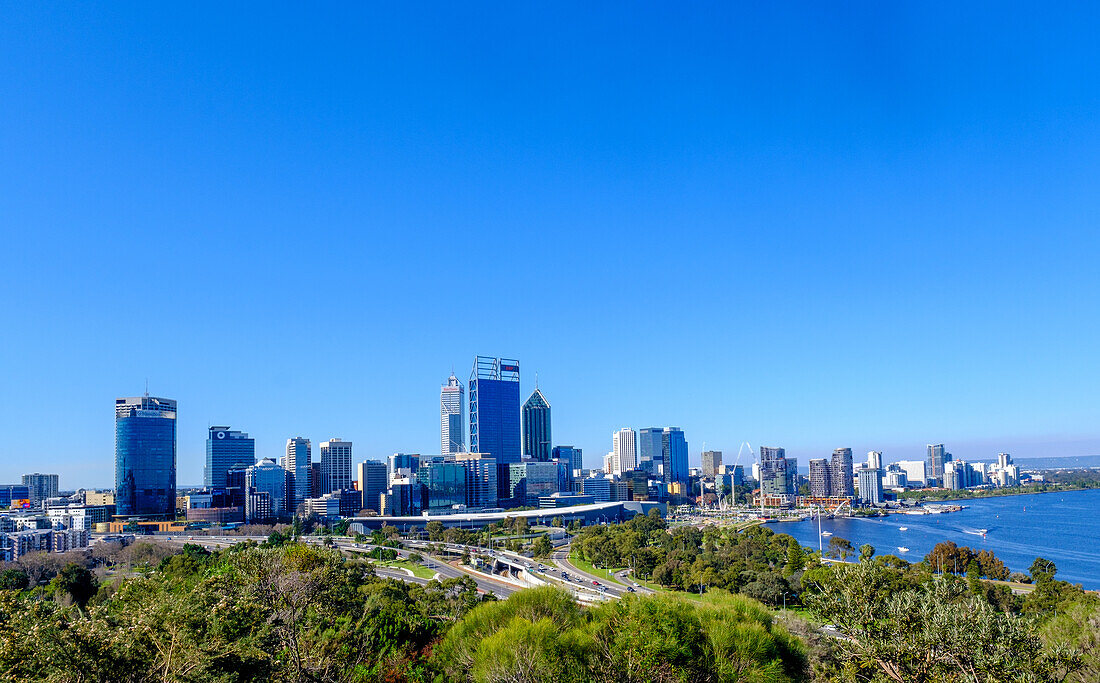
[[372, 559, 437, 580]]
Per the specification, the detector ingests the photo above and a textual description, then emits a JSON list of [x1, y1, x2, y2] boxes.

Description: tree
[[531, 534, 553, 559], [426, 520, 445, 542], [0, 568, 29, 591], [803, 560, 1080, 683], [859, 543, 875, 563], [551, 516, 564, 529], [826, 536, 854, 560], [49, 563, 98, 609], [1032, 557, 1058, 583], [785, 538, 806, 575]]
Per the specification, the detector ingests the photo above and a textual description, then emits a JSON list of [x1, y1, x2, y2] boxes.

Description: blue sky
[[3, 3, 1100, 487]]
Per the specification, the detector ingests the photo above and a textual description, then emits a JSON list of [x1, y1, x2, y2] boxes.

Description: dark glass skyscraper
[[115, 395, 177, 518], [469, 356, 520, 500], [662, 427, 689, 488], [521, 387, 552, 461], [205, 426, 255, 489], [638, 428, 664, 475]]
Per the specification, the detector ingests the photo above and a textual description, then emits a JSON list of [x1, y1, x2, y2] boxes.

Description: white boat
[[897, 546, 910, 553], [821, 531, 833, 537], [898, 526, 908, 531]]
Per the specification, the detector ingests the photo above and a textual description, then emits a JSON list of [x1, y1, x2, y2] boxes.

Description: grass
[[567, 553, 627, 586], [370, 558, 437, 580]]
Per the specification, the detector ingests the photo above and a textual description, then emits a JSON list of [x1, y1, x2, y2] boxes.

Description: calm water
[[773, 488, 1100, 588]]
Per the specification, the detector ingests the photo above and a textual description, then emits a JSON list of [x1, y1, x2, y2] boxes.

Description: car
[[627, 586, 636, 593], [592, 580, 599, 586]]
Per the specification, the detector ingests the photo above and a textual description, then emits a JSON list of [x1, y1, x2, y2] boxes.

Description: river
[[771, 487, 1100, 588]]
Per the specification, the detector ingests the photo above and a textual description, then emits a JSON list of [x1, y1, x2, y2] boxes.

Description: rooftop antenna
[[535, 372, 539, 389], [144, 378, 149, 397]]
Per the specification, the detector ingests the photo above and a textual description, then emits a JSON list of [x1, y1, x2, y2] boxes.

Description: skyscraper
[[355, 460, 387, 514], [830, 447, 854, 497], [700, 451, 723, 477], [522, 387, 552, 461], [638, 428, 663, 475], [319, 438, 353, 493], [115, 395, 177, 518], [204, 426, 255, 489], [613, 428, 637, 474], [22, 473, 59, 505], [858, 466, 884, 505], [245, 457, 289, 520], [552, 445, 581, 474], [808, 458, 831, 498], [927, 444, 950, 485], [469, 356, 520, 500], [440, 373, 465, 454], [284, 437, 311, 512], [867, 450, 883, 472], [662, 427, 689, 487], [759, 446, 794, 503]]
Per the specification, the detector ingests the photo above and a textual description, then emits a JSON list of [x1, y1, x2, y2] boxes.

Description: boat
[[821, 531, 833, 537], [898, 526, 908, 531], [897, 547, 910, 553]]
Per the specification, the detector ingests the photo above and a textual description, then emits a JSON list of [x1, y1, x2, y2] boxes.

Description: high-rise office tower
[[809, 458, 831, 497], [858, 466, 884, 505], [701, 451, 723, 477], [662, 427, 689, 487], [355, 460, 388, 514], [388, 453, 420, 483], [319, 438, 353, 493], [456, 452, 498, 509], [522, 387, 552, 461], [115, 394, 177, 518], [469, 356, 520, 500], [245, 457, 288, 520], [867, 450, 883, 472], [204, 426, 255, 489], [613, 428, 637, 474], [927, 444, 950, 484], [830, 447, 854, 497], [552, 445, 582, 474], [440, 373, 465, 454], [638, 428, 664, 476], [284, 437, 312, 512], [22, 473, 59, 505]]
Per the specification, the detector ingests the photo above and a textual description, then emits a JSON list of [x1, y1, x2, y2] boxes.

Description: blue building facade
[[245, 458, 288, 520], [469, 356, 521, 500], [552, 445, 582, 474], [521, 388, 552, 461], [115, 395, 177, 518], [418, 459, 467, 512], [0, 485, 31, 509], [662, 427, 689, 489], [204, 426, 255, 489]]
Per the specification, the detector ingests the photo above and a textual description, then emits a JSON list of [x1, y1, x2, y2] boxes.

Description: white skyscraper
[[319, 438, 353, 493], [441, 373, 465, 454], [612, 428, 637, 474], [867, 451, 883, 471]]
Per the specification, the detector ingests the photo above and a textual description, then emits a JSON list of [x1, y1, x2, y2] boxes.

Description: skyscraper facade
[[115, 395, 177, 518], [245, 457, 288, 520], [759, 446, 794, 503], [521, 388, 552, 461], [808, 458, 831, 498], [319, 438, 353, 493], [612, 428, 637, 474], [355, 460, 387, 514], [440, 373, 465, 454], [927, 444, 950, 485], [662, 427, 689, 487], [638, 428, 663, 475], [22, 473, 59, 505], [552, 445, 582, 474], [858, 466, 884, 505], [204, 426, 255, 489], [418, 459, 467, 511], [469, 356, 520, 500], [867, 450, 883, 472], [700, 451, 722, 477], [284, 437, 312, 512], [456, 452, 498, 509], [830, 447, 854, 497]]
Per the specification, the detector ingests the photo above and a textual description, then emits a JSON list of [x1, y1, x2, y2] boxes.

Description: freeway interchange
[[138, 533, 653, 602]]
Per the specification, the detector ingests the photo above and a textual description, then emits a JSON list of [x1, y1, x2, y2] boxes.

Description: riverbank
[[898, 481, 1099, 502]]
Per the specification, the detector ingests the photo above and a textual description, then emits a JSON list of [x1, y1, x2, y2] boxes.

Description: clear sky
[[3, 3, 1100, 488]]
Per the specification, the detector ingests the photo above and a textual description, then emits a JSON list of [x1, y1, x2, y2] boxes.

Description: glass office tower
[[638, 427, 664, 476], [204, 426, 255, 489], [662, 427, 689, 487], [521, 387, 552, 461], [115, 395, 177, 518], [469, 356, 520, 500]]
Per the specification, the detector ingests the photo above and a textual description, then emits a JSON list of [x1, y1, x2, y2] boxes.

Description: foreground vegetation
[[2, 515, 1100, 681]]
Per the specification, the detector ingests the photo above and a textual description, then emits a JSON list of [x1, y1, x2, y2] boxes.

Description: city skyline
[[6, 5, 1100, 486]]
